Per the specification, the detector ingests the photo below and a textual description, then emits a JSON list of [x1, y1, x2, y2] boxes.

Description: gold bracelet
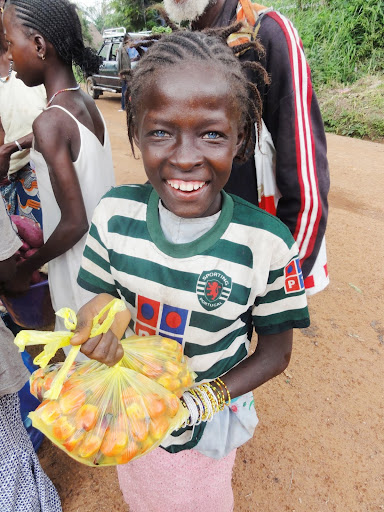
[[216, 377, 231, 406], [210, 381, 225, 411]]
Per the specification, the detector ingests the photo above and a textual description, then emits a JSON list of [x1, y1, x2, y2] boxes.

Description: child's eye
[[202, 132, 221, 140], [152, 130, 169, 138]]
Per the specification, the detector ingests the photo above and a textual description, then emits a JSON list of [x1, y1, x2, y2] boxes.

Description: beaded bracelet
[[216, 377, 231, 406], [182, 377, 232, 426]]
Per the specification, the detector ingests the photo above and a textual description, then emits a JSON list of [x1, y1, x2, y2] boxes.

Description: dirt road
[[38, 93, 384, 512]]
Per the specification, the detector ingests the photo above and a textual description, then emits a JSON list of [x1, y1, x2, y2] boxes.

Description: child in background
[[2, 0, 115, 334], [71, 28, 310, 511], [0, 199, 62, 512], [0, 0, 46, 228]]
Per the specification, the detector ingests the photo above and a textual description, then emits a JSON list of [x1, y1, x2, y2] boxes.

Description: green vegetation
[[317, 76, 384, 141], [105, 0, 160, 31], [271, 0, 384, 140]]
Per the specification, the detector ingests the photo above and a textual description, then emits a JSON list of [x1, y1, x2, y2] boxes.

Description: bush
[[272, 0, 384, 85]]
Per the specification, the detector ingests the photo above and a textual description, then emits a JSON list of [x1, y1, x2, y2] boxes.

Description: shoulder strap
[[44, 104, 79, 125], [227, 0, 273, 49], [237, 0, 273, 31]]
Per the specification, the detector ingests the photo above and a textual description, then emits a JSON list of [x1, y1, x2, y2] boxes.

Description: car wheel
[[86, 77, 100, 99]]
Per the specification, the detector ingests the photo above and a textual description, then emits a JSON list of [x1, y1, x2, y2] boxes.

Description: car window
[[98, 43, 112, 61], [111, 43, 121, 61]]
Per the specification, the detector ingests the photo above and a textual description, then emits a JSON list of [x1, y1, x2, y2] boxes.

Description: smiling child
[[72, 28, 310, 512]]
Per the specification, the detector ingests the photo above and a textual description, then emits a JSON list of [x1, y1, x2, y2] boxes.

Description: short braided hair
[[8, 0, 100, 74], [122, 24, 269, 161]]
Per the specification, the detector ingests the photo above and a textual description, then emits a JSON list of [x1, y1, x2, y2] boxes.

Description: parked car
[[85, 27, 151, 99]]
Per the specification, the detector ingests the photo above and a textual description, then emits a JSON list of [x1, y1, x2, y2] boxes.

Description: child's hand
[[0, 254, 17, 284], [2, 262, 31, 295], [71, 293, 131, 367]]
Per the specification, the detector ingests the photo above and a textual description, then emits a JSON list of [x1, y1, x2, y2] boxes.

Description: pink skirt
[[117, 447, 237, 512]]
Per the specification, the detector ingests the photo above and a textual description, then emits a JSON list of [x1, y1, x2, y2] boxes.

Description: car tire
[[86, 77, 100, 99]]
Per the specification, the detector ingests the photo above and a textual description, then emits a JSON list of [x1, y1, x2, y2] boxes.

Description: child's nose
[[169, 137, 203, 172]]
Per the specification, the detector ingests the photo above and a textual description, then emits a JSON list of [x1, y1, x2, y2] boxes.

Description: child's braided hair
[[8, 0, 101, 74], [122, 23, 270, 162]]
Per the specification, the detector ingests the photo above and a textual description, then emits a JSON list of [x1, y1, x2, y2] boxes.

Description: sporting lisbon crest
[[196, 270, 232, 311]]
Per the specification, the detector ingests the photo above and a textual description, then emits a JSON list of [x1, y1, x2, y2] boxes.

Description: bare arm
[[5, 110, 89, 293], [0, 115, 34, 176], [219, 330, 293, 400]]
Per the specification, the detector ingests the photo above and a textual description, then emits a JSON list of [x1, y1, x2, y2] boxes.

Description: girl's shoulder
[[97, 184, 153, 217], [230, 193, 294, 246], [102, 183, 152, 203]]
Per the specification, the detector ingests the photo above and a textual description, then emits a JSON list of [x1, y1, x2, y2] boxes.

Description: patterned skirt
[[0, 163, 42, 228], [0, 393, 62, 512]]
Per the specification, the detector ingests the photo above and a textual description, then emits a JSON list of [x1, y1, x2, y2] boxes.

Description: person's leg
[[120, 80, 127, 111], [117, 446, 236, 512]]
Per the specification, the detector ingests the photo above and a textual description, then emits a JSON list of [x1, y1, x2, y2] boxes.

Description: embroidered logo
[[284, 258, 305, 293], [196, 270, 232, 311]]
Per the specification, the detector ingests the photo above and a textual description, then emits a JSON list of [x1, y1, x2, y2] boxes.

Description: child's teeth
[[167, 181, 204, 191]]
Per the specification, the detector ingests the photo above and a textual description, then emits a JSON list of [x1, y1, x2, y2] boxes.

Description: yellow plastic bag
[[30, 361, 188, 466], [14, 298, 127, 400], [121, 335, 196, 397], [15, 299, 189, 466]]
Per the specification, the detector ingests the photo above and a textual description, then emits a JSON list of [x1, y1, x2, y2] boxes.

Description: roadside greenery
[[271, 0, 384, 140]]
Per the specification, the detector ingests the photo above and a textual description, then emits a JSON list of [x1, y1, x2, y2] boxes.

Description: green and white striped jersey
[[78, 184, 309, 452]]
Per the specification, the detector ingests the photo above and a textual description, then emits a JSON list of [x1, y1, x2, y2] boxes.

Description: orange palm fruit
[[100, 430, 128, 457], [131, 419, 149, 443], [122, 386, 139, 405], [164, 394, 180, 417], [77, 433, 103, 458], [43, 372, 55, 391], [141, 362, 164, 379], [164, 361, 182, 376], [156, 375, 181, 393], [30, 377, 44, 401], [59, 387, 86, 415], [144, 393, 166, 418], [180, 372, 193, 388], [38, 400, 61, 425], [74, 404, 98, 431], [63, 430, 85, 452], [126, 401, 147, 422], [115, 440, 140, 464], [149, 417, 170, 441], [139, 435, 155, 454], [52, 416, 76, 441], [61, 379, 76, 394]]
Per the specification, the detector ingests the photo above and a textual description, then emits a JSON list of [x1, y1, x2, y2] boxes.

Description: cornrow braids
[[8, 0, 101, 74], [124, 25, 269, 162]]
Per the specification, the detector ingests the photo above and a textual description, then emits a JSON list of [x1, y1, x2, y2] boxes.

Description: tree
[[106, 0, 160, 31]]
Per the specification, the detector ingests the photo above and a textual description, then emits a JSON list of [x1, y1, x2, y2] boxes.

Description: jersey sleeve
[[252, 244, 310, 335], [77, 202, 119, 297], [257, 12, 330, 281]]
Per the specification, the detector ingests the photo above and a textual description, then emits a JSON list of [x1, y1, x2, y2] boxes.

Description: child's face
[[134, 63, 244, 218], [3, 6, 43, 87]]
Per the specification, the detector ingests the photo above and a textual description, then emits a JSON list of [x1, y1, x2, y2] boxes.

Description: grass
[[264, 1, 384, 141], [317, 75, 384, 142]]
